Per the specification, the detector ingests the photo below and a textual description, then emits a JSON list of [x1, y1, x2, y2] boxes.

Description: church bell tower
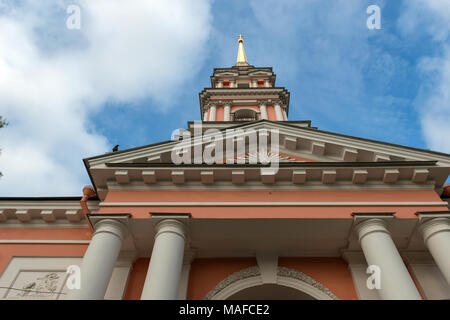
[[200, 35, 290, 122]]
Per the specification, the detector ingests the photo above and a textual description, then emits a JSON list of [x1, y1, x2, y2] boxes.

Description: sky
[[0, 0, 449, 196]]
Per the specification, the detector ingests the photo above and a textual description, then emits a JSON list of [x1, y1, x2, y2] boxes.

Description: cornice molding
[[0, 200, 99, 224], [100, 201, 447, 208]]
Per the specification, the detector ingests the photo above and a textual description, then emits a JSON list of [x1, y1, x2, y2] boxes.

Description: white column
[[274, 103, 284, 121], [252, 80, 257, 88], [265, 80, 270, 87], [203, 110, 208, 121], [354, 218, 421, 300], [283, 110, 288, 121], [208, 105, 216, 121], [217, 81, 222, 88], [420, 217, 450, 286], [141, 219, 187, 300], [224, 104, 231, 121], [66, 219, 127, 300], [259, 103, 268, 120]]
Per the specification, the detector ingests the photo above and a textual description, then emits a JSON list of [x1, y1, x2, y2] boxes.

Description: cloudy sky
[[0, 0, 449, 196]]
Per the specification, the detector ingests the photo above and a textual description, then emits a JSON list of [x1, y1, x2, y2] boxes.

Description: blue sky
[[0, 0, 449, 195]]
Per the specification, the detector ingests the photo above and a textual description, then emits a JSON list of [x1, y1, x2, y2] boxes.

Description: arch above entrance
[[204, 266, 339, 300]]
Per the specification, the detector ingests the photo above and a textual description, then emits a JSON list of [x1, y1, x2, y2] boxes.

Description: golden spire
[[235, 34, 249, 66]]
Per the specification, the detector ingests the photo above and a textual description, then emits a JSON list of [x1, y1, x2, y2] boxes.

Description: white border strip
[[100, 201, 448, 207], [0, 240, 90, 244]]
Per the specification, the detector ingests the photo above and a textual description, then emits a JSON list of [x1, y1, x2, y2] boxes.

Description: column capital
[[90, 216, 129, 241], [257, 99, 267, 106], [270, 99, 282, 106], [208, 101, 219, 107], [155, 219, 188, 241], [419, 217, 450, 243], [354, 218, 391, 242]]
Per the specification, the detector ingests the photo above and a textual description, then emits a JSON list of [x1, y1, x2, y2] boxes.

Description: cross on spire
[[235, 34, 249, 66]]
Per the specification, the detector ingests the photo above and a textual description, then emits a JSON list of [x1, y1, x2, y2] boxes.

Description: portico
[[64, 203, 450, 300]]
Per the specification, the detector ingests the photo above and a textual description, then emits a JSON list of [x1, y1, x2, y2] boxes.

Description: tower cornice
[[210, 66, 276, 87], [199, 87, 290, 118]]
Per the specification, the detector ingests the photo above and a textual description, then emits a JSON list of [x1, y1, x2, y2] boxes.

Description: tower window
[[237, 82, 250, 88], [257, 79, 265, 87], [233, 109, 257, 121], [222, 80, 230, 88]]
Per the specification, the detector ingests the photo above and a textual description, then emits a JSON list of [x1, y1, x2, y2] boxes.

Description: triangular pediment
[[86, 120, 450, 168], [248, 71, 272, 76], [85, 120, 450, 200], [215, 72, 239, 77]]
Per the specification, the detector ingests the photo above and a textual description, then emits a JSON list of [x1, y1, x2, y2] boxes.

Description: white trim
[[210, 276, 262, 300], [100, 201, 447, 207], [256, 254, 278, 284], [0, 201, 98, 211], [103, 180, 438, 191], [0, 240, 90, 244], [0, 221, 88, 228]]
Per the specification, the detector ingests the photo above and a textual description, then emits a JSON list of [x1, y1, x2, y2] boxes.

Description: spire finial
[[236, 34, 249, 66]]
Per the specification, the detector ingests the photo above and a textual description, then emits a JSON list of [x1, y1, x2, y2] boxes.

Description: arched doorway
[[227, 283, 315, 300], [205, 266, 338, 300]]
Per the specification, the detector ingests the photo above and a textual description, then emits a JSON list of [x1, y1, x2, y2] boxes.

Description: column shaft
[[355, 219, 421, 300], [66, 219, 127, 300], [420, 218, 450, 285], [141, 219, 186, 300]]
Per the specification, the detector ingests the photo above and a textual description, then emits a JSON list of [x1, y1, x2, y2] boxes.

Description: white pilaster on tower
[[224, 104, 231, 121], [209, 105, 217, 121], [259, 103, 268, 120], [274, 103, 284, 121]]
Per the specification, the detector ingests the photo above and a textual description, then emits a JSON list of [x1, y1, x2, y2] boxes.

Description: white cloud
[[399, 0, 450, 42], [398, 0, 450, 153], [416, 48, 450, 153], [0, 0, 211, 195]]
